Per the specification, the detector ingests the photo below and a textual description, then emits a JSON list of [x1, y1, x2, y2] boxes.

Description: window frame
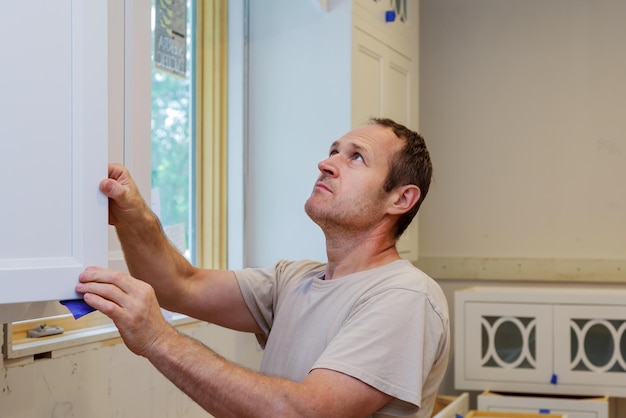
[[195, 0, 229, 270], [2, 0, 229, 364]]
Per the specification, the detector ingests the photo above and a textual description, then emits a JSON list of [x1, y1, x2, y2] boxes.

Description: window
[[152, 0, 196, 262], [152, 0, 229, 269], [3, 0, 229, 362]]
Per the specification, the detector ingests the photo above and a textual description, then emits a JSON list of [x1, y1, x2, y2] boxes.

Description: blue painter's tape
[[385, 10, 396, 22], [539, 409, 551, 414], [550, 373, 558, 384], [60, 299, 97, 319]]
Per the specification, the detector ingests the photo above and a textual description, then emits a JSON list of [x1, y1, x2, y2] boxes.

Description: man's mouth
[[314, 181, 332, 193]]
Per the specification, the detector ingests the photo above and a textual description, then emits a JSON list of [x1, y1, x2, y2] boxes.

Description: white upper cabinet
[[0, 1, 109, 307]]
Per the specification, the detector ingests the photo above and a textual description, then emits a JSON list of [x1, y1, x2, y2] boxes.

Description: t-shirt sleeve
[[233, 260, 325, 348], [233, 265, 278, 347], [311, 287, 449, 416]]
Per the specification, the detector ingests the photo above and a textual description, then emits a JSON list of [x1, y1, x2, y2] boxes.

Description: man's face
[[304, 124, 403, 234]]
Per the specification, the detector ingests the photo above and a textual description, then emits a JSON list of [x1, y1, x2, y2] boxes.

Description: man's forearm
[[115, 207, 195, 308], [147, 328, 312, 418]]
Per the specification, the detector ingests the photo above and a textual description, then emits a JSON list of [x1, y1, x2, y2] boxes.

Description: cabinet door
[[457, 302, 554, 391], [0, 1, 108, 305], [352, 29, 413, 128], [554, 304, 626, 396]]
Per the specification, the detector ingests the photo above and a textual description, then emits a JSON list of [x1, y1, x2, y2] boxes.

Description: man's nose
[[318, 155, 339, 177]]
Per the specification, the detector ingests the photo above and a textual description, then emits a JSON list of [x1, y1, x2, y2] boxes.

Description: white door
[[0, 1, 108, 306]]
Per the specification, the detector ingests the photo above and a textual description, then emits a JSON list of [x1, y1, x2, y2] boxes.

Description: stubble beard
[[304, 191, 386, 239]]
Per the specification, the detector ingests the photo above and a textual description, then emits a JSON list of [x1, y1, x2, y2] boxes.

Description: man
[[76, 118, 449, 417]]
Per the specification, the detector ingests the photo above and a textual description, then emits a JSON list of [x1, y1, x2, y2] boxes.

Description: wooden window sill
[[3, 312, 197, 366]]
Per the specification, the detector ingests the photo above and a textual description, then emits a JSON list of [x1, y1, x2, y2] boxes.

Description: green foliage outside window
[[151, 69, 191, 230], [150, 0, 194, 258]]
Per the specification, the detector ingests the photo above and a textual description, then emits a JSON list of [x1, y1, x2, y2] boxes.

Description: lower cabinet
[[477, 391, 615, 418], [455, 286, 626, 397]]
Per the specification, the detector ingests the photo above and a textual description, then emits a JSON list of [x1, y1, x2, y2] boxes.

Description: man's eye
[[329, 150, 339, 157], [354, 153, 364, 161]]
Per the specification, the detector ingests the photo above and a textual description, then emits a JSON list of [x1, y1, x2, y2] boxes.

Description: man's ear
[[388, 185, 421, 215]]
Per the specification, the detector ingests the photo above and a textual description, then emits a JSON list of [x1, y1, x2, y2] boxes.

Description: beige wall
[[418, 0, 626, 282], [0, 323, 262, 417], [420, 0, 626, 410]]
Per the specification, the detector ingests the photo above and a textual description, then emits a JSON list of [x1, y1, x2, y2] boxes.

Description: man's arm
[[101, 164, 258, 332], [152, 332, 392, 418], [76, 267, 393, 418]]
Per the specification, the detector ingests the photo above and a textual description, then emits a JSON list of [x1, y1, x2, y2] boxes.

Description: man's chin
[[304, 199, 314, 219], [304, 200, 324, 225]]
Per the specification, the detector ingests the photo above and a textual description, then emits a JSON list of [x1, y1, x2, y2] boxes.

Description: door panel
[[0, 0, 108, 308]]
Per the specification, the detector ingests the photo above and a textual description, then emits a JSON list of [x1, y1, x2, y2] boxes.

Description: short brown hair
[[370, 118, 433, 239]]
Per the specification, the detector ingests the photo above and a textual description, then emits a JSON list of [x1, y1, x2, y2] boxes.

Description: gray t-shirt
[[234, 259, 449, 417]]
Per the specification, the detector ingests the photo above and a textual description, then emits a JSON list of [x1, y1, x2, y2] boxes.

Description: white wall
[[245, 0, 353, 267]]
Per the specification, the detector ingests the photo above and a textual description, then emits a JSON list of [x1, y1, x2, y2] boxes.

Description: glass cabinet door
[[554, 304, 626, 392], [462, 302, 554, 386]]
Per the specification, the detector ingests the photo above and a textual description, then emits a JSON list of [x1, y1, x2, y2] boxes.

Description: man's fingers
[[78, 267, 134, 295], [107, 163, 127, 181], [77, 267, 157, 312], [82, 292, 121, 317]]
